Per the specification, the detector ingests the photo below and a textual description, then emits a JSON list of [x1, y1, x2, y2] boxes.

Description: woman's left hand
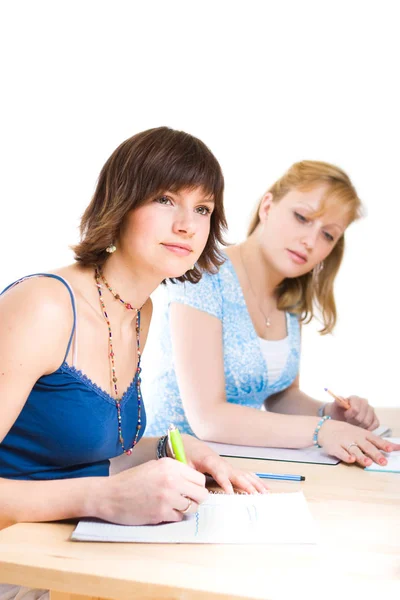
[[325, 395, 380, 431], [182, 434, 268, 494]]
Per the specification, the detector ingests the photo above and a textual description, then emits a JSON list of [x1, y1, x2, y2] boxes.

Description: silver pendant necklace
[[239, 245, 274, 329]]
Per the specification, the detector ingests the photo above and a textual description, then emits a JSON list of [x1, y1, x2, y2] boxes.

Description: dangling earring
[[191, 264, 195, 270], [106, 243, 116, 254], [313, 261, 324, 276]]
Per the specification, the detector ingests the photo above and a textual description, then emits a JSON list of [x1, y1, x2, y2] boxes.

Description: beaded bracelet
[[156, 434, 169, 459], [312, 415, 332, 448]]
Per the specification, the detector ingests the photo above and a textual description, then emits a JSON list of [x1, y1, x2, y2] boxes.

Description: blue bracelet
[[313, 415, 331, 448]]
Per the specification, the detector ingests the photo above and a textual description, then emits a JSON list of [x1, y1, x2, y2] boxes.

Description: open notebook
[[365, 437, 400, 473], [71, 491, 317, 544], [205, 425, 392, 465], [205, 440, 340, 465]]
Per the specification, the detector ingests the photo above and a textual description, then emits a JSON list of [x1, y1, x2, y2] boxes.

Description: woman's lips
[[162, 243, 193, 257], [286, 249, 307, 264]]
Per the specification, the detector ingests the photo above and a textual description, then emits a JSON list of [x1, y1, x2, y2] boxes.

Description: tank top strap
[[286, 311, 301, 347], [1, 273, 78, 365]]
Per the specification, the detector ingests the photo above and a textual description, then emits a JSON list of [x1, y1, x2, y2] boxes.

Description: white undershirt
[[258, 336, 290, 385]]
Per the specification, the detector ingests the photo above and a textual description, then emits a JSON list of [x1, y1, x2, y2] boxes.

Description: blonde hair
[[248, 160, 363, 334]]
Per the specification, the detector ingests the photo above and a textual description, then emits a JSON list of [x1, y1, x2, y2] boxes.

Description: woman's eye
[[294, 211, 308, 223], [155, 195, 172, 205], [196, 206, 211, 216], [323, 231, 334, 242]]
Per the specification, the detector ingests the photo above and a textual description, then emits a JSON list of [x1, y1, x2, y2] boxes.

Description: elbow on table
[[0, 489, 18, 530], [188, 415, 226, 443]]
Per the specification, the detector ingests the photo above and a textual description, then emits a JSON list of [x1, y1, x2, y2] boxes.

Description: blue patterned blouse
[[144, 256, 301, 437]]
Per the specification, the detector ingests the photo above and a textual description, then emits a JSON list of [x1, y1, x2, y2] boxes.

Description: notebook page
[[205, 440, 340, 465], [372, 425, 392, 437], [365, 437, 400, 473], [206, 425, 390, 466], [71, 491, 317, 544]]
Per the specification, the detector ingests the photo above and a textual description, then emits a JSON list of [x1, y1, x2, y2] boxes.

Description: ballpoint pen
[[168, 424, 188, 464], [255, 473, 305, 481], [324, 387, 350, 410]]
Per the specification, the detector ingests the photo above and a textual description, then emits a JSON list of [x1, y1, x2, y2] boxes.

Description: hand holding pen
[[168, 425, 305, 491], [324, 388, 380, 431], [168, 424, 188, 463], [168, 425, 268, 495]]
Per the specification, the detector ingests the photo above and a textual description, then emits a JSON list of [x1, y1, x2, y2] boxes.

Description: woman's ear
[[258, 192, 274, 223]]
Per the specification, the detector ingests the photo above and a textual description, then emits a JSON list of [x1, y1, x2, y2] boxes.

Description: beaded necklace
[[94, 266, 144, 455], [98, 270, 137, 311]]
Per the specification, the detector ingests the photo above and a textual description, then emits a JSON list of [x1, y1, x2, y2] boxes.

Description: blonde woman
[[146, 161, 399, 467]]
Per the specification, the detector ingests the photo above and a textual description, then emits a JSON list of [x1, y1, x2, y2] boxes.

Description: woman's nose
[[300, 228, 318, 249], [172, 209, 195, 237]]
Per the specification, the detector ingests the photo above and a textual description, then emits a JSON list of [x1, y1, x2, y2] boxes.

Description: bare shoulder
[[1, 274, 74, 323], [0, 274, 75, 372]]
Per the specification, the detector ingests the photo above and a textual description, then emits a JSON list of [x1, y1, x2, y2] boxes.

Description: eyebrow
[[325, 223, 344, 233], [296, 203, 344, 232], [169, 190, 215, 204]]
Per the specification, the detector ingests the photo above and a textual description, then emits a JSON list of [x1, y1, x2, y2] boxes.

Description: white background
[[1, 1, 398, 407]]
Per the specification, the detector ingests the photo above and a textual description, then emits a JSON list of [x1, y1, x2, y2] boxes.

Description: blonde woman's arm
[[169, 303, 395, 465], [266, 375, 322, 415], [267, 376, 379, 430], [267, 321, 379, 431]]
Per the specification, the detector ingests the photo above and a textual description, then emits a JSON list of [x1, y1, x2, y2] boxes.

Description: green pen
[[168, 424, 187, 464]]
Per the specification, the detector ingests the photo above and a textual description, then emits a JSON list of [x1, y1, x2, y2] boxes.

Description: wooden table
[[0, 408, 399, 599]]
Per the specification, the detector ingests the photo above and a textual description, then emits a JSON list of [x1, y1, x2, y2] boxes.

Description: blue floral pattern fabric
[[144, 256, 301, 436]]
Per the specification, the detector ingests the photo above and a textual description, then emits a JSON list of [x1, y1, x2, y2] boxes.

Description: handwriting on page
[[71, 492, 318, 544]]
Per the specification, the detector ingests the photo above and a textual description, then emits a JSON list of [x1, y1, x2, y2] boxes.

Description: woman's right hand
[[94, 458, 209, 525], [318, 420, 400, 467]]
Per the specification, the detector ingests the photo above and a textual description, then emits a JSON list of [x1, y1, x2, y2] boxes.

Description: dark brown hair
[[73, 127, 226, 283]]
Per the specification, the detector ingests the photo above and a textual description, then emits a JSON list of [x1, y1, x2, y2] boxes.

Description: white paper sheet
[[205, 425, 391, 465], [205, 440, 340, 465], [71, 491, 317, 544], [365, 437, 400, 473], [372, 425, 392, 437]]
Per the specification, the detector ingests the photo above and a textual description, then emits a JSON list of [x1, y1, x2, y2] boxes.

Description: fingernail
[[380, 458, 387, 465]]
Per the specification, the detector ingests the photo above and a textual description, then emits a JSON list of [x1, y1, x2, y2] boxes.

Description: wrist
[[79, 477, 106, 519], [312, 415, 332, 448]]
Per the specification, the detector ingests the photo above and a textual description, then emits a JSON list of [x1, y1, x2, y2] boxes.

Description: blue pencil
[[255, 473, 305, 481]]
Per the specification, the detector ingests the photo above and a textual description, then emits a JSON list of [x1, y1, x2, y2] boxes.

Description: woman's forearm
[[0, 438, 162, 528], [0, 476, 101, 529], [266, 387, 323, 416], [190, 402, 320, 448]]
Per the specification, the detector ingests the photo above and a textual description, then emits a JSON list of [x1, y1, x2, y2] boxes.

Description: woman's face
[[258, 184, 350, 278], [119, 186, 215, 279]]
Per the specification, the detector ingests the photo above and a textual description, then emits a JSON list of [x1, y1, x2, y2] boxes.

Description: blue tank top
[[0, 274, 146, 480]]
